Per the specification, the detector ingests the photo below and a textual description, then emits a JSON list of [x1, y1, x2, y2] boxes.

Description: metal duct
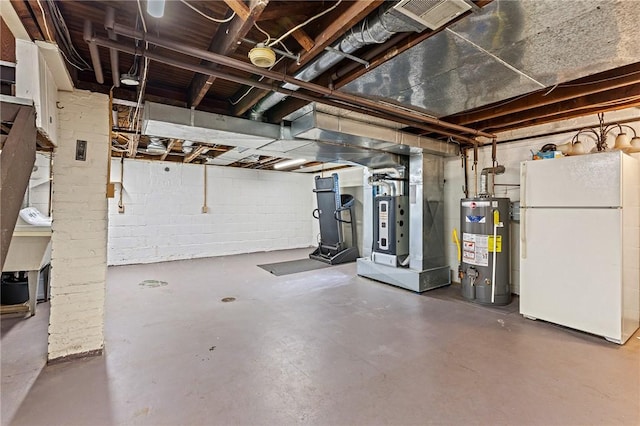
[[250, 4, 427, 119], [289, 105, 459, 157], [142, 102, 280, 148]]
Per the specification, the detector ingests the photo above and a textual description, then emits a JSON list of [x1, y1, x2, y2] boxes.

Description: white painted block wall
[[49, 90, 109, 360], [108, 159, 316, 265]]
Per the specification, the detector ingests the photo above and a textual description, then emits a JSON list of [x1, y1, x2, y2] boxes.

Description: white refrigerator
[[520, 151, 640, 344]]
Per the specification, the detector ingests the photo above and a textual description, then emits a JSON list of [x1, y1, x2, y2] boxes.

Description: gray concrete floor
[[2, 247, 639, 425]]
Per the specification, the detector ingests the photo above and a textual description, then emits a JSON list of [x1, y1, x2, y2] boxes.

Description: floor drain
[[221, 297, 236, 303]]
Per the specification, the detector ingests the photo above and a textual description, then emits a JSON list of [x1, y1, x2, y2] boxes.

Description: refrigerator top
[[521, 151, 627, 208]]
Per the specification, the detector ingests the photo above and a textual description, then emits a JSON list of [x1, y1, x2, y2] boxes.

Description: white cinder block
[[108, 159, 315, 265], [49, 90, 109, 361]]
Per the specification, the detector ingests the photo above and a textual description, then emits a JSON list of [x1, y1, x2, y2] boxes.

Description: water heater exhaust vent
[[392, 0, 472, 30]]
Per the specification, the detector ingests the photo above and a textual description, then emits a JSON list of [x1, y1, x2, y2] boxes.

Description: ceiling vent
[[392, 0, 472, 30]]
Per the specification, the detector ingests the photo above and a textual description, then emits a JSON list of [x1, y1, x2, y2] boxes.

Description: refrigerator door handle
[[520, 163, 527, 259], [521, 207, 527, 259]]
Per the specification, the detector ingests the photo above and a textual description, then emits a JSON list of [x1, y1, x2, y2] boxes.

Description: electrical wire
[[35, 0, 54, 41], [229, 56, 286, 105], [180, 0, 236, 23], [253, 22, 272, 45], [45, 0, 92, 70], [267, 0, 343, 47]]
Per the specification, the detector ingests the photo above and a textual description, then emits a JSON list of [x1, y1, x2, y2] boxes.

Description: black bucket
[[1, 272, 29, 305]]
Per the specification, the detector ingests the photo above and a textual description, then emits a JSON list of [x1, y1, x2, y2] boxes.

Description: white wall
[[444, 111, 640, 294], [49, 90, 109, 360], [108, 159, 316, 265], [24, 153, 52, 217]]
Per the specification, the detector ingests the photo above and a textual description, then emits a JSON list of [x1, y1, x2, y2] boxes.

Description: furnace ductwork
[[250, 5, 426, 120]]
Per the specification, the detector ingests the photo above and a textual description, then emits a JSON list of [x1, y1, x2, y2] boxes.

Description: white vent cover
[[392, 0, 472, 30]]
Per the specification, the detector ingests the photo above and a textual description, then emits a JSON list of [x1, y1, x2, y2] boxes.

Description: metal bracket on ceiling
[[324, 46, 369, 68]]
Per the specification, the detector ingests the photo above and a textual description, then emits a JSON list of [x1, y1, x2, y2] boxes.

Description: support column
[[48, 90, 109, 361]]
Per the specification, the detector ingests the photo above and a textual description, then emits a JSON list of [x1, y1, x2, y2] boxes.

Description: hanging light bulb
[[570, 140, 585, 155], [147, 0, 165, 18], [612, 132, 632, 152], [248, 43, 276, 68]]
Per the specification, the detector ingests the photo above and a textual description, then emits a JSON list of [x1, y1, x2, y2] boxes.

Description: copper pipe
[[83, 20, 104, 84], [107, 22, 494, 139]]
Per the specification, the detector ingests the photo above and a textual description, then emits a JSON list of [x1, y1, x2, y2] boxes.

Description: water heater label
[[462, 233, 489, 266], [461, 201, 491, 208], [465, 215, 486, 223], [488, 235, 502, 252]]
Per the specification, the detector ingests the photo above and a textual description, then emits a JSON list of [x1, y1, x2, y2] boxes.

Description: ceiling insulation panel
[[341, 0, 640, 117]]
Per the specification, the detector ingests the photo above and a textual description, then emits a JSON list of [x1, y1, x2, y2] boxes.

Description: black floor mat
[[258, 258, 331, 276]]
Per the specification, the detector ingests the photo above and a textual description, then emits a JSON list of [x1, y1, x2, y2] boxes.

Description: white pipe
[[491, 209, 499, 304], [369, 179, 393, 196], [372, 167, 402, 196]]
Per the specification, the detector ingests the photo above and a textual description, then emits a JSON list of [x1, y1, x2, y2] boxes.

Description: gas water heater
[[459, 167, 511, 305]]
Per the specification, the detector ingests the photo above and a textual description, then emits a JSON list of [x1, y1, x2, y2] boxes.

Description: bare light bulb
[[147, 0, 165, 18]]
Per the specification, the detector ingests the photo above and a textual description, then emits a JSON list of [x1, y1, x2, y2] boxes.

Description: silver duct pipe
[[479, 165, 505, 196], [368, 178, 394, 197], [251, 5, 425, 119], [370, 167, 403, 196]]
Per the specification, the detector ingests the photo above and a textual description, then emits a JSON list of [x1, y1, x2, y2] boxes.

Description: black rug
[[258, 258, 331, 276]]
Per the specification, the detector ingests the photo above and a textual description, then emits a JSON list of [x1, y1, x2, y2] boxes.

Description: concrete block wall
[[108, 159, 316, 265], [443, 111, 640, 295], [49, 90, 109, 360]]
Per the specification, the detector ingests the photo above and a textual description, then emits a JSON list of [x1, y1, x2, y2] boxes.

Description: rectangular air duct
[[392, 0, 472, 30], [290, 105, 459, 158], [142, 102, 279, 149]]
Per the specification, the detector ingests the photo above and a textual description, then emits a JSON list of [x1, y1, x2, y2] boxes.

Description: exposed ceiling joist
[[448, 62, 640, 126], [184, 145, 207, 163], [475, 84, 640, 132], [223, 0, 250, 21], [257, 3, 314, 22], [160, 139, 177, 161], [278, 17, 314, 52], [9, 0, 44, 40], [188, 0, 269, 109], [232, 0, 384, 116]]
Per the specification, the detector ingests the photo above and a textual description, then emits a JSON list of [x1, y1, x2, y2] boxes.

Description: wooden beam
[[447, 62, 640, 126], [223, 0, 250, 21], [188, 0, 269, 109], [474, 84, 640, 132], [257, 3, 315, 21], [278, 17, 314, 52], [160, 139, 177, 161], [184, 145, 207, 163], [26, 0, 56, 42], [0, 105, 36, 270], [232, 0, 383, 116], [1, 17, 17, 62], [9, 0, 43, 40], [293, 0, 384, 71]]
